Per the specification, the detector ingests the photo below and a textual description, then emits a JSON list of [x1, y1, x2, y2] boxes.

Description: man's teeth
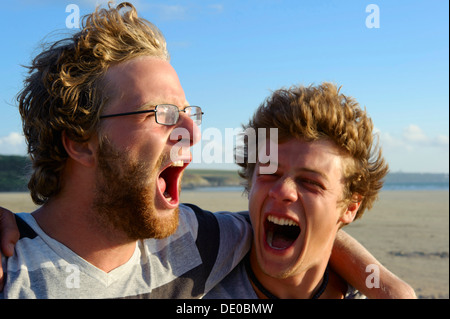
[[267, 215, 298, 227], [163, 191, 172, 200], [265, 215, 301, 250], [171, 160, 184, 167]]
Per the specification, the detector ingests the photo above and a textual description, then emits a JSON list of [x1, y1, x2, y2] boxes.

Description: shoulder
[[179, 203, 251, 239], [2, 213, 75, 298], [324, 268, 367, 299], [204, 260, 257, 299], [9, 213, 51, 259], [15, 213, 38, 239]]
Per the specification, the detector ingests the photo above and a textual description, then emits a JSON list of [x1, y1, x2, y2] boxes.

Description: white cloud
[[379, 124, 449, 150], [377, 131, 403, 148], [431, 134, 449, 147], [378, 124, 449, 173], [402, 124, 429, 144], [0, 132, 27, 155]]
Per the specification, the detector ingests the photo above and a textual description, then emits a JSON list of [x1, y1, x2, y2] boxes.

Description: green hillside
[[0, 155, 31, 192], [0, 155, 242, 191], [182, 169, 241, 188], [0, 155, 448, 192]]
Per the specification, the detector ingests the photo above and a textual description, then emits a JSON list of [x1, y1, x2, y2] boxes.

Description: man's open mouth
[[264, 215, 301, 250], [157, 160, 187, 205]]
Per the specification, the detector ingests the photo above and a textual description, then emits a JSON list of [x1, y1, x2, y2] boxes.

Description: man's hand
[[0, 207, 20, 290]]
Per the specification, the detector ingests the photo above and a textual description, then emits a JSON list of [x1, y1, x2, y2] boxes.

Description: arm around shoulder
[[330, 230, 416, 299]]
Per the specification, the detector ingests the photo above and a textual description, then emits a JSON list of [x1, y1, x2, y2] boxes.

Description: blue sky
[[0, 0, 448, 173]]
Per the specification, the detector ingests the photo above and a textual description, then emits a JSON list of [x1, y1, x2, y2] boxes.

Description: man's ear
[[339, 194, 362, 225], [62, 131, 97, 168]]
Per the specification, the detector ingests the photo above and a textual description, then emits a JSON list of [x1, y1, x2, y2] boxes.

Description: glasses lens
[[186, 106, 202, 125], [156, 104, 179, 125]]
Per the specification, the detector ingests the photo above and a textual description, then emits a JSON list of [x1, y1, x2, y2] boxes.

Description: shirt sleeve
[[186, 204, 253, 295]]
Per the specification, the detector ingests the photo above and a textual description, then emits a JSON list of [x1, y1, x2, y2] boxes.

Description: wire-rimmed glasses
[[99, 104, 203, 126]]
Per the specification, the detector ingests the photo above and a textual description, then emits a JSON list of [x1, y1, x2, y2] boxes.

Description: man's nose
[[171, 113, 201, 147], [268, 177, 298, 203]]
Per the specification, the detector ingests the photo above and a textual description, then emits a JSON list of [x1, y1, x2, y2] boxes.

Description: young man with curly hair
[[0, 2, 251, 298], [205, 83, 413, 298]]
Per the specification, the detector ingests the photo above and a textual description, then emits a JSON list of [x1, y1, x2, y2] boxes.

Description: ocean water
[[185, 183, 449, 193], [184, 186, 246, 193], [382, 182, 449, 191]]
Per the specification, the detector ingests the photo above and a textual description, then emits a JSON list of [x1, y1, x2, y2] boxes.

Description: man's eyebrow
[[295, 167, 329, 181], [135, 102, 156, 111], [135, 102, 189, 111]]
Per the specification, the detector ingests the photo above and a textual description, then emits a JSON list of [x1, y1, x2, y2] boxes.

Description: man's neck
[[248, 250, 334, 299], [32, 198, 137, 273]]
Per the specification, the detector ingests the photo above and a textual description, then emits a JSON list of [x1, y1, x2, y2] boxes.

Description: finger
[[0, 207, 19, 291], [0, 260, 3, 291], [0, 207, 19, 257]]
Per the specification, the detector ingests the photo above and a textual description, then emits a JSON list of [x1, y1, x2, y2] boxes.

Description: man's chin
[[129, 206, 180, 240], [150, 207, 180, 239], [94, 140, 180, 241]]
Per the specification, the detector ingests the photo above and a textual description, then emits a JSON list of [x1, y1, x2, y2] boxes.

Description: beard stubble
[[92, 140, 179, 241]]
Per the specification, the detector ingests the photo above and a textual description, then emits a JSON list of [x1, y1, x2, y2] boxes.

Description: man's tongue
[[158, 176, 171, 200], [266, 223, 300, 250], [267, 230, 293, 249]]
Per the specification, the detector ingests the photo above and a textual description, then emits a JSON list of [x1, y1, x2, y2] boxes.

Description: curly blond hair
[[18, 2, 169, 204], [239, 83, 389, 219]]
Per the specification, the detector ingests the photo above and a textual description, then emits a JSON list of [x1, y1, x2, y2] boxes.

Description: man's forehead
[[265, 139, 344, 174], [102, 56, 187, 112]]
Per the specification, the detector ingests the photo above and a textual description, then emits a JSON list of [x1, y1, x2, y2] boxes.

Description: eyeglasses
[[99, 104, 204, 126]]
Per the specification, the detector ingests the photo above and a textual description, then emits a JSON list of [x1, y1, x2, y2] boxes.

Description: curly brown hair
[[18, 2, 169, 205], [238, 83, 389, 219]]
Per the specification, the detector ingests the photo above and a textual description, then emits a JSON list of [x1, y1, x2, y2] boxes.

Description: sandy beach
[[1, 189, 448, 299]]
